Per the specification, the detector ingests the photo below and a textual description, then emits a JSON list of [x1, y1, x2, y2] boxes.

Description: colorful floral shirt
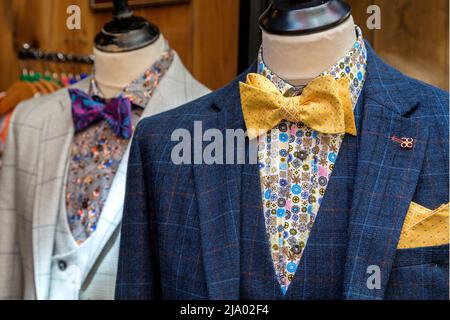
[[257, 27, 367, 295], [66, 48, 174, 244]]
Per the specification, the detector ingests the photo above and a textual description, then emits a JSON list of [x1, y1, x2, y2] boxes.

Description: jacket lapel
[[193, 64, 255, 299], [32, 95, 74, 300], [343, 44, 429, 300], [80, 52, 199, 282], [80, 148, 126, 284], [139, 52, 210, 119]]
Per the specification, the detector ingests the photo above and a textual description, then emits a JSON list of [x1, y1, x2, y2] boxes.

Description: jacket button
[[58, 260, 67, 271]]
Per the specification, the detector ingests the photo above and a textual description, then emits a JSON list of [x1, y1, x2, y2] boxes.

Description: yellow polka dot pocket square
[[397, 202, 449, 249]]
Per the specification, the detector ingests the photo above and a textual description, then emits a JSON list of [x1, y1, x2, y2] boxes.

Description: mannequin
[[94, 35, 165, 98], [0, 0, 210, 300], [260, 0, 357, 86], [93, 0, 164, 98], [261, 16, 356, 86]]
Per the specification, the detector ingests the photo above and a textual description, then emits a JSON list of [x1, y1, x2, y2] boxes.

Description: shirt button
[[58, 260, 67, 271], [291, 245, 302, 255], [296, 150, 308, 161]]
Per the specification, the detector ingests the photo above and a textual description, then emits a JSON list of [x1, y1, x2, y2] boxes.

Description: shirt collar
[[258, 25, 367, 109], [89, 44, 174, 109]]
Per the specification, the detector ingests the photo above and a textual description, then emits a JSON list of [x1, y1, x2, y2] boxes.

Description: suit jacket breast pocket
[[385, 202, 449, 300], [398, 202, 448, 250], [385, 244, 449, 300]]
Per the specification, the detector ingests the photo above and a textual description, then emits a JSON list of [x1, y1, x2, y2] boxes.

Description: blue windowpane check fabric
[[115, 42, 449, 300]]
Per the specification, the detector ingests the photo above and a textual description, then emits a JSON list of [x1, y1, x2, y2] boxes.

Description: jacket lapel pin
[[391, 135, 414, 150]]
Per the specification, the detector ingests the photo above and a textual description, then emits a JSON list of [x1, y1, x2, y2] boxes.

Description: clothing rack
[[18, 43, 95, 65], [17, 43, 94, 86]]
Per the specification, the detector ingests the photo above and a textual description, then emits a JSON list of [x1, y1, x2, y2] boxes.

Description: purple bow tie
[[69, 88, 133, 139]]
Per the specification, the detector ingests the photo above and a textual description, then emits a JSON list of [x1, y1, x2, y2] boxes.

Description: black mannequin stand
[[94, 0, 160, 53], [259, 0, 351, 35]]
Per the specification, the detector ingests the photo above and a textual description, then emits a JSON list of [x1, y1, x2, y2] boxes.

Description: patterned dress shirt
[[257, 26, 367, 294], [66, 48, 174, 244]]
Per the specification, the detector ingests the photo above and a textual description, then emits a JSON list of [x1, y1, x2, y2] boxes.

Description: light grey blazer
[[0, 52, 210, 300]]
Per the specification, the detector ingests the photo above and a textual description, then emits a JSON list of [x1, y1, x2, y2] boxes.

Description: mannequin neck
[[261, 16, 356, 86], [93, 34, 165, 98]]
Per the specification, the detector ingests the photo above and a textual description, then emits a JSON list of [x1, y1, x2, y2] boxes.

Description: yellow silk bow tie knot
[[239, 73, 357, 140]]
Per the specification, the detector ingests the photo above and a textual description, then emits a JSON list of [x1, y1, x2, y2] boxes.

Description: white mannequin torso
[[93, 34, 166, 98], [261, 16, 357, 86]]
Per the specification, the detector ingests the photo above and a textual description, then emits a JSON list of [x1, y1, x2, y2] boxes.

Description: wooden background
[[0, 0, 240, 91], [348, 0, 449, 90], [0, 0, 448, 91]]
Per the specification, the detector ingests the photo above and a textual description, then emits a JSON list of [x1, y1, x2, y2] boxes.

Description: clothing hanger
[[25, 50, 50, 95], [259, 0, 351, 35], [94, 0, 160, 53], [0, 44, 94, 116], [39, 52, 60, 92]]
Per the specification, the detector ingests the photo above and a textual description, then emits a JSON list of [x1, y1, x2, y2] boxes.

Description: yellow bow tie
[[239, 73, 357, 140]]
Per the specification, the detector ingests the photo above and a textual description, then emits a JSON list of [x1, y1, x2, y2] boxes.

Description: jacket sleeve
[[0, 112, 24, 299], [115, 123, 160, 300]]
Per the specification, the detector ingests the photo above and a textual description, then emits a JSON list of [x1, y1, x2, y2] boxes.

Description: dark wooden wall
[[239, 0, 448, 90], [0, 0, 448, 91], [349, 0, 449, 90], [0, 0, 240, 91]]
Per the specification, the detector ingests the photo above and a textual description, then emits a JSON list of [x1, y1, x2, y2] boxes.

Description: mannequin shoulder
[[415, 80, 448, 106], [10, 87, 72, 129], [160, 54, 211, 103], [10, 77, 89, 127], [192, 79, 211, 99], [407, 77, 448, 119], [138, 92, 217, 131]]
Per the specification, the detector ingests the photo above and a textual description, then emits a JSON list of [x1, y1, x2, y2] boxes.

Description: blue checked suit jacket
[[116, 44, 449, 300]]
